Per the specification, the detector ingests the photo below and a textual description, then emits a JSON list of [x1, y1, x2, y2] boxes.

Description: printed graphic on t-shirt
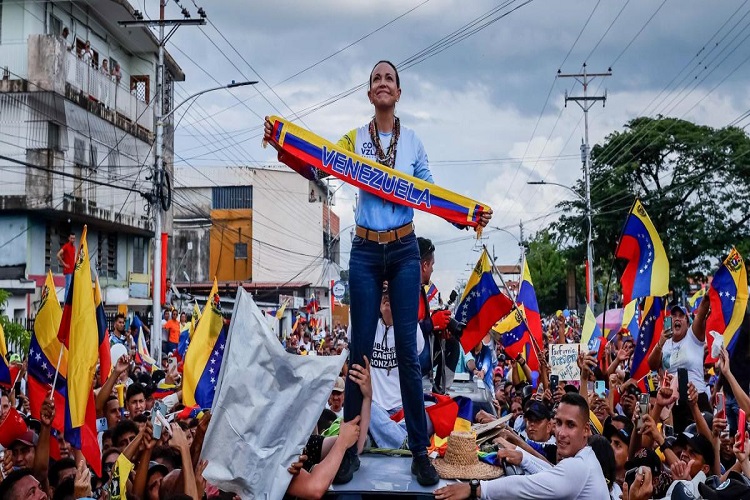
[[371, 328, 397, 372]]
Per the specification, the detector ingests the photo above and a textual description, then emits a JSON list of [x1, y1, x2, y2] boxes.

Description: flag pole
[[484, 245, 543, 362], [601, 196, 639, 343], [50, 348, 64, 400]]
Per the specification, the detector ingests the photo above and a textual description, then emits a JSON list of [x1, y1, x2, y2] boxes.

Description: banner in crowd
[[549, 343, 581, 381], [201, 288, 347, 499], [266, 115, 492, 228]]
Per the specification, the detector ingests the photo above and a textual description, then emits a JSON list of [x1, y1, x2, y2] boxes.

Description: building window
[[47, 122, 61, 151], [234, 242, 248, 260], [74, 137, 86, 165], [130, 75, 150, 103], [89, 143, 97, 169], [97, 232, 117, 279], [49, 16, 62, 37], [133, 236, 145, 274], [211, 186, 252, 209], [107, 150, 119, 182], [45, 224, 63, 274]]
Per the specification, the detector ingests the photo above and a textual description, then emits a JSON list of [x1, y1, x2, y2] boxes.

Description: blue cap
[[670, 305, 689, 316]]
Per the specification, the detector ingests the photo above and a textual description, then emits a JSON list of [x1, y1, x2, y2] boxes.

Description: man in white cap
[[327, 377, 345, 418]]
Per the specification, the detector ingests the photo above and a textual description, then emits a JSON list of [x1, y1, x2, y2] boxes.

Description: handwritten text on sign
[[549, 343, 581, 382]]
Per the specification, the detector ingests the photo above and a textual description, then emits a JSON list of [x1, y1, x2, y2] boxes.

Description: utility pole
[[558, 63, 611, 309], [119, 1, 205, 361]]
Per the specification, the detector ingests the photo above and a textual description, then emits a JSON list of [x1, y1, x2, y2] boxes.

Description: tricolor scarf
[[266, 116, 491, 228]]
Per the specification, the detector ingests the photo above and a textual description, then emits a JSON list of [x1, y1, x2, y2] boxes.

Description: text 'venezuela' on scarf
[[265, 115, 492, 229]]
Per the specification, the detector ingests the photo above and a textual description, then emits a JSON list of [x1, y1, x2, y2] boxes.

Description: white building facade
[[0, 0, 183, 317]]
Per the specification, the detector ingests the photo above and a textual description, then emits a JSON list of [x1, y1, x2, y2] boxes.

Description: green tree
[[525, 229, 569, 313], [0, 290, 31, 356], [555, 116, 750, 291]]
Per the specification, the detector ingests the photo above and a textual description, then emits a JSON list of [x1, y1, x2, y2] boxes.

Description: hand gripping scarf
[[265, 115, 491, 229]]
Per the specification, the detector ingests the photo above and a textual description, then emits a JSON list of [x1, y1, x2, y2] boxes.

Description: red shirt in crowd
[[61, 242, 76, 275]]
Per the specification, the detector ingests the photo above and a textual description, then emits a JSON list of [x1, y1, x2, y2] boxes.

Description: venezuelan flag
[[456, 249, 513, 353], [94, 276, 111, 386], [688, 288, 706, 313], [56, 226, 98, 428], [152, 381, 176, 400], [494, 305, 534, 369], [706, 248, 749, 356], [631, 297, 666, 381], [132, 316, 156, 372], [580, 304, 603, 351], [275, 298, 289, 320], [621, 299, 641, 344], [183, 279, 226, 408], [425, 282, 439, 303], [615, 199, 670, 304], [28, 271, 67, 433]]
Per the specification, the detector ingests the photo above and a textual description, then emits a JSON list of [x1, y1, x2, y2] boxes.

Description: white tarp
[[201, 288, 346, 499]]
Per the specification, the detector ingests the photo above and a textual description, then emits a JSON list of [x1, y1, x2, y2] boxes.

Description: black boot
[[411, 453, 440, 486], [332, 449, 360, 484]]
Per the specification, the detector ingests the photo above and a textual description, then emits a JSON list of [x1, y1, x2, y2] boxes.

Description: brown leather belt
[[355, 222, 414, 245]]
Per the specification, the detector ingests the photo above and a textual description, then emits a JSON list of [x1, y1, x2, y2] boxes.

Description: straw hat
[[432, 431, 504, 480]]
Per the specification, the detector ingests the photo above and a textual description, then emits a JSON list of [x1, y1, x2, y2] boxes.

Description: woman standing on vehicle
[[265, 60, 490, 486]]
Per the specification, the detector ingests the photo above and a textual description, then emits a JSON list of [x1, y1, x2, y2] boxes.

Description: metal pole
[[152, 0, 165, 362], [582, 64, 595, 308]]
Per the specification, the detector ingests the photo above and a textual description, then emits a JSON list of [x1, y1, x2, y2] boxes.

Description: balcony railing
[[64, 52, 153, 131], [1, 37, 154, 133]]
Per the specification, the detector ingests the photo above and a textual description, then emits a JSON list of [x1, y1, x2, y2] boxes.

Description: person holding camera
[[417, 237, 463, 394]]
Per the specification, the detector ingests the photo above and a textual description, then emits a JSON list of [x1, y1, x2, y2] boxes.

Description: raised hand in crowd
[[170, 423, 200, 500], [670, 459, 694, 481], [74, 459, 92, 499], [734, 432, 750, 478], [195, 459, 209, 499], [622, 466, 653, 500]]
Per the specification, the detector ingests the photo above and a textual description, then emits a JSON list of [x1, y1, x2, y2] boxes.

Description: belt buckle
[[377, 231, 387, 245]]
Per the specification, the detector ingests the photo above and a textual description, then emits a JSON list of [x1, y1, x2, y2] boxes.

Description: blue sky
[[164, 0, 750, 293]]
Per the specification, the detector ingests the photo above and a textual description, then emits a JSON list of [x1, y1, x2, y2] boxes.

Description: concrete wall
[[0, 216, 29, 268]]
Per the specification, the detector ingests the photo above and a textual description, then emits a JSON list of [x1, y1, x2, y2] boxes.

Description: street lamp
[[151, 80, 257, 361], [528, 180, 595, 307]]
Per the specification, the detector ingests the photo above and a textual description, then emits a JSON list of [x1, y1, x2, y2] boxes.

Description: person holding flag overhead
[[265, 60, 491, 487]]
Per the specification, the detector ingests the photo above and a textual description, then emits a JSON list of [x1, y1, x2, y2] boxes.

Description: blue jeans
[[344, 231, 429, 455], [64, 274, 72, 301]]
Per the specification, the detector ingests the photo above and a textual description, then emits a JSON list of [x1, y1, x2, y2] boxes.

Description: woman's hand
[[338, 416, 361, 448], [263, 116, 280, 151], [477, 209, 493, 228]]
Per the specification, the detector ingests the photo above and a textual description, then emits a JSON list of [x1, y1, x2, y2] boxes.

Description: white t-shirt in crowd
[[661, 326, 708, 395], [370, 320, 424, 411]]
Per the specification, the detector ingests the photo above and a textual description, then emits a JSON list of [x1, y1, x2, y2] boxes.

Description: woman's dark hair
[[369, 60, 400, 88], [588, 434, 616, 491]]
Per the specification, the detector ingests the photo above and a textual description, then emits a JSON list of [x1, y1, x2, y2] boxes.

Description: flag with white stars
[[183, 278, 225, 408], [615, 199, 670, 304], [192, 327, 228, 408], [494, 305, 532, 363], [631, 297, 665, 381], [27, 271, 67, 433], [706, 247, 748, 356], [456, 249, 513, 353]]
